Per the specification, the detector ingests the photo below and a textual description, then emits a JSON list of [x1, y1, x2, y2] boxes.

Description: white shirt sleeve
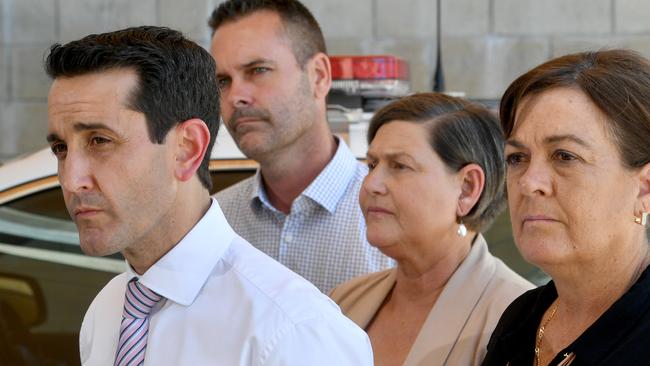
[[262, 315, 374, 366], [79, 298, 97, 365]]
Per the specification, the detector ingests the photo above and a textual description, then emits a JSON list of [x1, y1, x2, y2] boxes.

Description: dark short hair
[[45, 26, 220, 190], [501, 49, 650, 169], [368, 93, 506, 232], [208, 0, 326, 67]]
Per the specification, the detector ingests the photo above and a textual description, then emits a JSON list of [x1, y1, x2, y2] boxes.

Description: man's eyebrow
[[241, 58, 274, 69], [229, 58, 275, 72], [46, 133, 61, 143], [216, 59, 276, 78], [73, 122, 116, 133], [46, 122, 118, 143]]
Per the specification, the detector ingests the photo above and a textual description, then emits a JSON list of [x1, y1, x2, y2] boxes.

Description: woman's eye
[[391, 161, 410, 171], [505, 152, 527, 166], [367, 161, 377, 170], [553, 150, 577, 162]]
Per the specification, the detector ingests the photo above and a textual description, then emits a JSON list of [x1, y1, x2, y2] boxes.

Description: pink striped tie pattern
[[114, 279, 162, 366]]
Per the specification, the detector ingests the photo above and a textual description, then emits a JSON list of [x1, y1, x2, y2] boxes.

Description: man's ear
[[456, 163, 485, 218], [307, 52, 332, 100], [173, 119, 211, 182]]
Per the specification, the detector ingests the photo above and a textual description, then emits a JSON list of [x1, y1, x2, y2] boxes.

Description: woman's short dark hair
[[501, 49, 650, 169], [45, 26, 220, 190], [368, 93, 506, 232], [208, 0, 326, 68]]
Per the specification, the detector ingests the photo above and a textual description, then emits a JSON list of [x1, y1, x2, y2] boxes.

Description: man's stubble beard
[[230, 77, 316, 162]]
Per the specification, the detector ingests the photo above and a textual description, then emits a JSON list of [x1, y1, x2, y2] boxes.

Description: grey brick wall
[[615, 0, 650, 34], [2, 0, 650, 161], [494, 0, 611, 35], [59, 0, 158, 42]]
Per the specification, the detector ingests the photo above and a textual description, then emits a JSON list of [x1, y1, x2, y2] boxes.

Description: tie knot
[[122, 279, 163, 319]]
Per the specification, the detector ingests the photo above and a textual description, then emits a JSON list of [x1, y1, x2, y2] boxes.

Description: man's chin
[[79, 236, 120, 257], [80, 246, 118, 257], [236, 142, 271, 160]]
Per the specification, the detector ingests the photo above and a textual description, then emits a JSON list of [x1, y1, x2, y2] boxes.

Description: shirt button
[[285, 233, 293, 243]]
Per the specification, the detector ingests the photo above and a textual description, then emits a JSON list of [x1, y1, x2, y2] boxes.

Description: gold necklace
[[535, 301, 559, 366]]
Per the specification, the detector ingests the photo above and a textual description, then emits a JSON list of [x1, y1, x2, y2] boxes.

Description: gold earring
[[635, 212, 648, 226]]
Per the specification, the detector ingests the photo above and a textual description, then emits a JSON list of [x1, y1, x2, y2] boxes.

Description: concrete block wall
[[2, 0, 650, 161]]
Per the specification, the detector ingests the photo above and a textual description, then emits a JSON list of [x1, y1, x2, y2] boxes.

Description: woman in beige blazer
[[330, 93, 533, 366]]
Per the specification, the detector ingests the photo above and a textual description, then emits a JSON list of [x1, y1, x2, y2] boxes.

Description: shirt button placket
[[276, 212, 287, 261], [280, 214, 295, 264], [281, 198, 307, 265]]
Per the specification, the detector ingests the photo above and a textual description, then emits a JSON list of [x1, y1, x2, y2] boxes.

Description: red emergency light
[[330, 55, 410, 81], [328, 55, 411, 102]]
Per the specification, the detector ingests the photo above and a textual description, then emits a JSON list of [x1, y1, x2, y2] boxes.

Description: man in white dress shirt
[[209, 0, 393, 293], [45, 26, 372, 365]]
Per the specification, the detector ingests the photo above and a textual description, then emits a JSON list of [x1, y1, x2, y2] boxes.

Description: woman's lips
[[522, 214, 558, 225], [366, 206, 394, 215]]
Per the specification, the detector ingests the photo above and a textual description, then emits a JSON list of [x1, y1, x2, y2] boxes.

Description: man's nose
[[227, 78, 254, 109], [59, 150, 95, 193]]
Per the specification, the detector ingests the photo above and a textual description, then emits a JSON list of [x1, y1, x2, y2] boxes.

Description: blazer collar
[[404, 235, 495, 365]]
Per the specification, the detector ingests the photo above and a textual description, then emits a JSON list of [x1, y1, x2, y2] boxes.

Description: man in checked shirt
[[209, 0, 393, 293]]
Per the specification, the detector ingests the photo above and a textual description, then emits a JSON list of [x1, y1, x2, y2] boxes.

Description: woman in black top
[[482, 49, 650, 366]]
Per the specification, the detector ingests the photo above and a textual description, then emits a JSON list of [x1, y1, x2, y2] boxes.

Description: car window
[[4, 186, 70, 221], [0, 186, 122, 365]]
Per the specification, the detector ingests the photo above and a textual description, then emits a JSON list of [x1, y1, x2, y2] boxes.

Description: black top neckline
[[484, 265, 650, 365]]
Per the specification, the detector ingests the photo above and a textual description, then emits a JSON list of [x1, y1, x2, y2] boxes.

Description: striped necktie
[[114, 278, 163, 366]]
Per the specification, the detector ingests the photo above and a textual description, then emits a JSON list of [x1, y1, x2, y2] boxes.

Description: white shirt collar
[[251, 136, 360, 213], [125, 198, 235, 306]]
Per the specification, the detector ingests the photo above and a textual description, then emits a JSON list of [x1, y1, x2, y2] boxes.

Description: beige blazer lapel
[[330, 269, 397, 329], [403, 236, 496, 366]]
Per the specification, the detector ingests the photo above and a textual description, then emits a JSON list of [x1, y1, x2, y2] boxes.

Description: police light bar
[[329, 55, 410, 98]]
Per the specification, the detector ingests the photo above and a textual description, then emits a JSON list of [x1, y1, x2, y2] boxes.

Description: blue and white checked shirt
[[215, 138, 393, 292]]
